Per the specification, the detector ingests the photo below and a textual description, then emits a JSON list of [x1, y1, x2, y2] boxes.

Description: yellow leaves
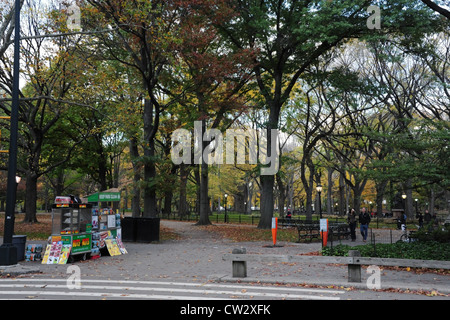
[[427, 290, 438, 297]]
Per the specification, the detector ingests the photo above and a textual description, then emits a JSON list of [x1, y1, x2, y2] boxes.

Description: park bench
[[295, 222, 350, 243], [277, 219, 351, 242], [296, 224, 321, 242], [223, 248, 450, 283], [277, 218, 302, 228], [329, 223, 350, 241]]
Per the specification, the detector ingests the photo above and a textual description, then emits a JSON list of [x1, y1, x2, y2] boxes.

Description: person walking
[[348, 208, 357, 241], [359, 207, 371, 242], [416, 211, 423, 229]]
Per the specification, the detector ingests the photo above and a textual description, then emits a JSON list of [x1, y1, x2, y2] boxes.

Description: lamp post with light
[[224, 193, 228, 223], [316, 184, 323, 219], [402, 193, 407, 217], [0, 0, 21, 266]]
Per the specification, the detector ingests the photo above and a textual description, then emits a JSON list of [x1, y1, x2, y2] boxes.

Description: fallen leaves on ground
[[0, 213, 52, 240], [0, 213, 181, 241], [197, 224, 298, 242]]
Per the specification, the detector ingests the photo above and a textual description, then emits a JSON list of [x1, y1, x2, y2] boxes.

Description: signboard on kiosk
[[87, 190, 121, 203]]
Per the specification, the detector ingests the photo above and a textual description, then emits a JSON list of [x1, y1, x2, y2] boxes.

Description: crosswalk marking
[[0, 278, 344, 300], [0, 290, 217, 300]]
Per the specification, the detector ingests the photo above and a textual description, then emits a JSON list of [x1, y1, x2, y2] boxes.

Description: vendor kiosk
[[51, 200, 93, 261], [46, 196, 126, 264]]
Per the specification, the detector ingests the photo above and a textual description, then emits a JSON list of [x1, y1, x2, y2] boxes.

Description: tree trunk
[[163, 190, 173, 215], [23, 173, 38, 223], [339, 172, 346, 215], [197, 119, 211, 225], [130, 137, 141, 218], [276, 172, 286, 216], [327, 167, 333, 215], [143, 98, 158, 218], [375, 180, 388, 216], [179, 163, 189, 216], [352, 178, 367, 215], [259, 174, 275, 229], [143, 137, 157, 217], [405, 179, 413, 219], [258, 108, 280, 229]]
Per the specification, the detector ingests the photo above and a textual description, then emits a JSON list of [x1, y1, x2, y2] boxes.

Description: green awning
[[87, 189, 121, 202]]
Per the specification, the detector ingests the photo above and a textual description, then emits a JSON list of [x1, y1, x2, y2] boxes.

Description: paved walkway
[[1, 220, 449, 295]]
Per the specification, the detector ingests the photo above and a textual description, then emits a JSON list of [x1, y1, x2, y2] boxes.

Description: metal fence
[[328, 227, 406, 250], [158, 212, 262, 225]]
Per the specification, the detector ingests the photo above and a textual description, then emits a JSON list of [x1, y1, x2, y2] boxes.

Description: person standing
[[416, 211, 423, 229], [359, 207, 371, 242], [348, 208, 357, 241]]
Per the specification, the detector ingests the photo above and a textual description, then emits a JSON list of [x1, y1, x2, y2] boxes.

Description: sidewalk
[[1, 220, 449, 295]]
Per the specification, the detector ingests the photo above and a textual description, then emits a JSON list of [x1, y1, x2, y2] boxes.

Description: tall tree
[[0, 0, 91, 222], [218, 0, 442, 228], [167, 1, 255, 225], [86, 0, 180, 217]]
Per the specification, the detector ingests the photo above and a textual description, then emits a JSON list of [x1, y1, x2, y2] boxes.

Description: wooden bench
[[329, 224, 350, 240], [277, 218, 302, 228], [296, 224, 321, 242], [223, 249, 450, 283], [277, 220, 350, 243]]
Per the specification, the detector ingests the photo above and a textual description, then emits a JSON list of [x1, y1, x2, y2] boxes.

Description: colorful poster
[[41, 244, 52, 264], [48, 242, 62, 264], [92, 216, 98, 229], [105, 239, 121, 256], [58, 245, 72, 264], [116, 237, 128, 254]]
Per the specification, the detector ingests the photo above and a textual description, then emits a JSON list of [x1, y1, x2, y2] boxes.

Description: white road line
[[0, 283, 341, 300], [0, 290, 219, 300], [0, 278, 345, 295]]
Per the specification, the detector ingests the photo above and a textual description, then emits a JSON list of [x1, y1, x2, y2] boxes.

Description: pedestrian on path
[[359, 207, 371, 242], [347, 208, 357, 242]]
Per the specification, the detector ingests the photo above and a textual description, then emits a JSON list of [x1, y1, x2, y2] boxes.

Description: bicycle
[[396, 224, 417, 243]]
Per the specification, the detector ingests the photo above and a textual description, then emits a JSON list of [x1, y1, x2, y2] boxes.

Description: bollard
[[348, 250, 362, 282], [232, 247, 247, 278]]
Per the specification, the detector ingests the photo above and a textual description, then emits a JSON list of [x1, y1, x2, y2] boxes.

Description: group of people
[[415, 210, 437, 229], [347, 207, 371, 242], [347, 207, 439, 242]]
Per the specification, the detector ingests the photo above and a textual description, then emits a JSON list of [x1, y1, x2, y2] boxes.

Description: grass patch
[[323, 241, 450, 261]]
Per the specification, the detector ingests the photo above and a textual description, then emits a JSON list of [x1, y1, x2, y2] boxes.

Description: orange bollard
[[271, 217, 278, 246], [320, 219, 328, 247]]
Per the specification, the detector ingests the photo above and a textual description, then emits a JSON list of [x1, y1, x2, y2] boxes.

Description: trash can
[[12, 235, 27, 261], [135, 218, 160, 243], [121, 217, 137, 242]]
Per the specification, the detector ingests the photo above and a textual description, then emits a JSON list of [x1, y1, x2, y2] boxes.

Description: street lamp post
[[224, 193, 228, 223], [0, 0, 21, 266], [316, 184, 322, 219], [402, 193, 407, 217]]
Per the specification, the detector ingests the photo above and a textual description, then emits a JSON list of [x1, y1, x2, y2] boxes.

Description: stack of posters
[[41, 242, 72, 264]]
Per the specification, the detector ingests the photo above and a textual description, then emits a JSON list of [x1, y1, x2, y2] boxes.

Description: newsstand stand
[[43, 196, 127, 265]]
